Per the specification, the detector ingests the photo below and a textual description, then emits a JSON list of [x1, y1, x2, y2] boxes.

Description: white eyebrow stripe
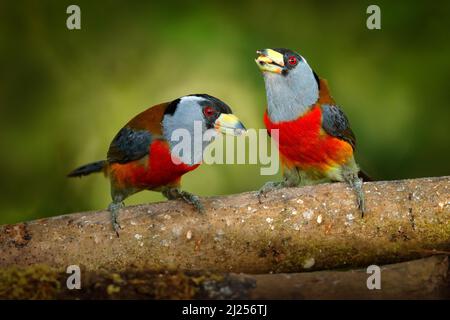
[[180, 96, 205, 105]]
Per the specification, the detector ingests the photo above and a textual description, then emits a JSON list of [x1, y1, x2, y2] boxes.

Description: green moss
[[106, 284, 121, 295], [151, 272, 227, 299], [152, 273, 200, 299], [0, 265, 61, 299], [0, 265, 236, 299]]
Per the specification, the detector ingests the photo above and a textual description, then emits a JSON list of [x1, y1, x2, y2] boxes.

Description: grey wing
[[321, 104, 356, 150], [107, 127, 152, 164]]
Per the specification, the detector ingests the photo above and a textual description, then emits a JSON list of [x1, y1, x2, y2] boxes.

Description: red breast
[[109, 140, 199, 189], [264, 105, 353, 171]]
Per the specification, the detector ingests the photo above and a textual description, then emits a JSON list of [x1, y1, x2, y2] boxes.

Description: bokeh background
[[1, 0, 449, 224]]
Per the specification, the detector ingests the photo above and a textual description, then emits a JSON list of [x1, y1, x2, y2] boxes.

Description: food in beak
[[214, 114, 246, 136], [255, 49, 284, 74]]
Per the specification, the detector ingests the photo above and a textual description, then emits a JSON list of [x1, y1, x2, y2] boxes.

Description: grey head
[[162, 94, 245, 165], [255, 48, 320, 122]]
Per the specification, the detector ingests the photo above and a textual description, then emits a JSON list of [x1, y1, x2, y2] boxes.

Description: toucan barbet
[[68, 94, 246, 235], [255, 48, 369, 215]]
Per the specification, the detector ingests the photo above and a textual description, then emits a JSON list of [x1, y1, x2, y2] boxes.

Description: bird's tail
[[358, 169, 372, 182], [67, 160, 106, 178]]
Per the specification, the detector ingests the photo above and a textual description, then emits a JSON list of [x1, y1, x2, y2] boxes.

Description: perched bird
[[255, 48, 369, 215], [68, 94, 246, 235]]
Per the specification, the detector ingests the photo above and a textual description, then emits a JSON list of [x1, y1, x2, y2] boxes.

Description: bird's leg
[[107, 200, 124, 237], [346, 174, 365, 217], [163, 188, 205, 213], [258, 167, 300, 203], [341, 159, 366, 217], [257, 180, 287, 203]]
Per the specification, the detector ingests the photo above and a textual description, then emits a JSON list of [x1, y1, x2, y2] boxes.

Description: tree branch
[[0, 177, 449, 273], [0, 256, 448, 299]]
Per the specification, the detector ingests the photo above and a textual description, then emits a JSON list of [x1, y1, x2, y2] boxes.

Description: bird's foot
[[180, 191, 205, 213], [163, 188, 204, 213], [108, 201, 124, 237], [257, 181, 286, 203], [349, 177, 365, 217]]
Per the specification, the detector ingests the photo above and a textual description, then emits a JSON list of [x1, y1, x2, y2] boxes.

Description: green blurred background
[[1, 0, 449, 224]]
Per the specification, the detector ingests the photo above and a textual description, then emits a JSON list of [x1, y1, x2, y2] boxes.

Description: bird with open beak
[[68, 94, 246, 235], [255, 48, 369, 215]]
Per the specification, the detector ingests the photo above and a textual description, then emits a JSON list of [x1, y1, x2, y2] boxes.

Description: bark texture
[[0, 177, 449, 274]]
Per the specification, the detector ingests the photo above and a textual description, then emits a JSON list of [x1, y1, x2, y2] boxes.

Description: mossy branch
[[0, 256, 448, 299], [0, 177, 449, 274]]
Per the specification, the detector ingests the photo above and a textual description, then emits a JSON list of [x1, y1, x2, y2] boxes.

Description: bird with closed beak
[[255, 48, 369, 215], [68, 94, 246, 235]]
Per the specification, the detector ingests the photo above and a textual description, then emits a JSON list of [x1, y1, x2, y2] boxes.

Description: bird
[[68, 94, 246, 235], [255, 48, 369, 215]]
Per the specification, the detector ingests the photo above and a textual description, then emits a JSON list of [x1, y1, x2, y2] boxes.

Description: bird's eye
[[288, 56, 298, 66], [203, 106, 215, 117]]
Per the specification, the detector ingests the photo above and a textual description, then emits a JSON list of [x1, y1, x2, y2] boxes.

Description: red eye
[[203, 106, 215, 117], [288, 56, 298, 65]]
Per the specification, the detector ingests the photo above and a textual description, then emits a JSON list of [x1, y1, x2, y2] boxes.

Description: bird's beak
[[255, 49, 285, 74], [214, 114, 246, 136]]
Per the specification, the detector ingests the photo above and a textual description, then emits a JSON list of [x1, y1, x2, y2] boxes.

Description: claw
[[112, 220, 122, 238], [257, 191, 265, 204], [348, 176, 365, 218], [163, 188, 204, 214], [257, 181, 284, 203], [108, 201, 124, 237], [358, 193, 366, 218], [182, 193, 204, 213]]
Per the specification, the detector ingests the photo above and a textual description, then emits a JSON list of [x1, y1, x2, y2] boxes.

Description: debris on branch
[[0, 177, 449, 274]]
